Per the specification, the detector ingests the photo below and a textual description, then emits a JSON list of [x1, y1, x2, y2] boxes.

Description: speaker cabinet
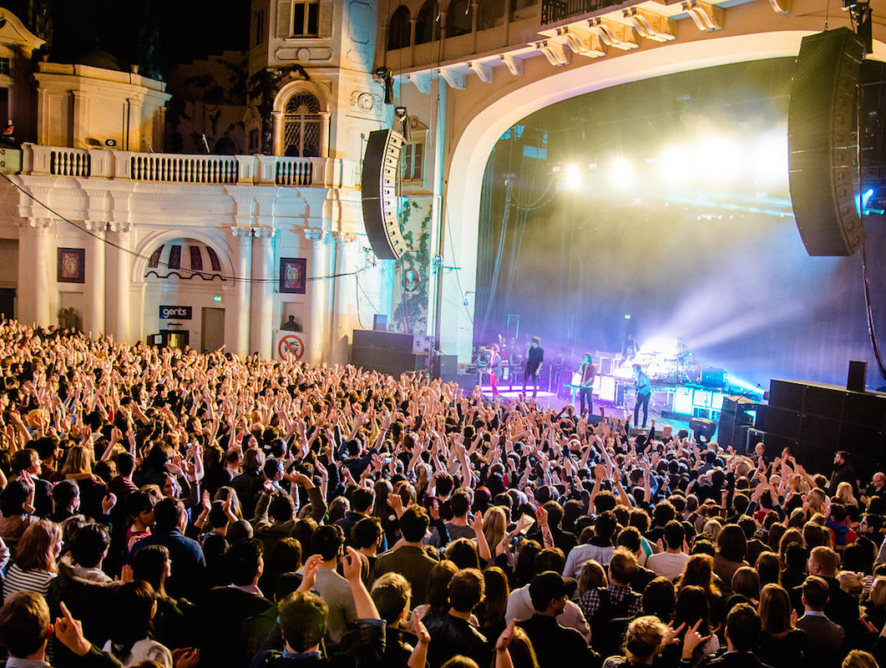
[[361, 130, 409, 260], [788, 27, 866, 256]]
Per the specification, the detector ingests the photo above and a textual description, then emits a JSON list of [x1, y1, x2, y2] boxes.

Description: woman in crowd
[[755, 584, 808, 668]]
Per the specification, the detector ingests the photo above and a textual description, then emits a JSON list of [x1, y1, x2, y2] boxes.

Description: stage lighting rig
[[375, 67, 395, 105], [842, 0, 872, 52], [394, 106, 410, 141]]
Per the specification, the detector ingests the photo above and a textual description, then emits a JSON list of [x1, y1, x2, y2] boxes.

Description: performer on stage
[[578, 352, 596, 416], [622, 333, 639, 362], [524, 336, 544, 399], [488, 344, 502, 398], [633, 363, 652, 428]]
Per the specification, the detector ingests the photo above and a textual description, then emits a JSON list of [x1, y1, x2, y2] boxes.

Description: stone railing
[[19, 144, 360, 188]]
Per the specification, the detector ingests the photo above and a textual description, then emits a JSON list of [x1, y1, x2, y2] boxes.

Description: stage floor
[[472, 385, 694, 432]]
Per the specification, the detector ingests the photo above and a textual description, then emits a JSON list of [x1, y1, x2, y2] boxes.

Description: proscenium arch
[[131, 229, 236, 284], [440, 29, 886, 361]]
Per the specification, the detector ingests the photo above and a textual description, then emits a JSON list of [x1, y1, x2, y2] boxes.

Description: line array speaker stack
[[760, 378, 886, 473], [361, 130, 409, 260], [788, 27, 866, 256], [351, 330, 424, 377]]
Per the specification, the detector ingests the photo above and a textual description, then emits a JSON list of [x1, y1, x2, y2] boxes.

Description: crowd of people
[[0, 319, 882, 668]]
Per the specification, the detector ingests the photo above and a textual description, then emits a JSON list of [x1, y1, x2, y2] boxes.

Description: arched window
[[415, 1, 435, 44], [388, 5, 411, 50], [283, 92, 322, 158], [447, 0, 471, 37]]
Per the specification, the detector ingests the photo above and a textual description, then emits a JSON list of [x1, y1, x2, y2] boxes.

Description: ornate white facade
[[0, 1, 395, 365]]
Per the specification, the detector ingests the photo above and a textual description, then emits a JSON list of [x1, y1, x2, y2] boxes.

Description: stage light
[[624, 314, 631, 319], [696, 138, 742, 184], [724, 373, 764, 395], [658, 146, 692, 182], [750, 131, 789, 187], [565, 163, 581, 189], [610, 158, 633, 188]]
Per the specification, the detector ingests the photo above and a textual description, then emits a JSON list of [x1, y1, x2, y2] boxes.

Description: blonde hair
[[483, 506, 508, 552], [837, 571, 865, 601], [61, 444, 94, 476], [835, 482, 857, 507], [869, 578, 886, 608], [843, 651, 878, 668], [623, 615, 667, 663]]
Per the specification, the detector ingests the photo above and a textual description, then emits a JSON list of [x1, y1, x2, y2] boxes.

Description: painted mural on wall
[[391, 198, 432, 335]]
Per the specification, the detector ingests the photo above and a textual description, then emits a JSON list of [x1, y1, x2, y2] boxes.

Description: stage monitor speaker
[[788, 27, 866, 256], [361, 130, 408, 260], [690, 417, 717, 443], [433, 354, 458, 382], [848, 360, 868, 393]]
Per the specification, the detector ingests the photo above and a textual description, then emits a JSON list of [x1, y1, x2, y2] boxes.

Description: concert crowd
[[0, 320, 883, 668]]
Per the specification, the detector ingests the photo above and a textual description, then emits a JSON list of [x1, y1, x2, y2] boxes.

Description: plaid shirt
[[579, 583, 643, 623]]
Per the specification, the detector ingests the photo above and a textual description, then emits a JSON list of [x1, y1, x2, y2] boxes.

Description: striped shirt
[[2, 563, 56, 602]]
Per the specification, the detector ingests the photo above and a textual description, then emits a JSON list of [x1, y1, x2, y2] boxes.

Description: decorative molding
[[253, 227, 278, 240], [469, 61, 494, 84], [556, 27, 606, 58], [84, 220, 107, 233], [15, 218, 53, 231], [275, 46, 334, 61], [107, 222, 132, 234], [622, 8, 676, 42], [303, 228, 327, 248], [535, 40, 571, 66], [681, 1, 724, 31], [407, 71, 432, 94], [767, 0, 791, 14], [350, 90, 381, 112], [437, 67, 466, 90], [232, 226, 254, 239], [500, 55, 524, 77], [588, 18, 638, 50]]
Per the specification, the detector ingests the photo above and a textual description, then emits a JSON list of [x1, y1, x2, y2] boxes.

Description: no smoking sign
[[278, 334, 305, 361]]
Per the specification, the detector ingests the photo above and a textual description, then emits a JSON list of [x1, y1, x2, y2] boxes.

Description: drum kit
[[622, 346, 700, 384]]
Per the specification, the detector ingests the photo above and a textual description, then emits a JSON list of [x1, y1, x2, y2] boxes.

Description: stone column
[[108, 222, 132, 343], [303, 228, 328, 365], [331, 231, 359, 365], [232, 226, 253, 358], [126, 98, 143, 151], [16, 219, 53, 326], [272, 111, 285, 156], [319, 111, 331, 159], [250, 227, 276, 359], [84, 221, 106, 337]]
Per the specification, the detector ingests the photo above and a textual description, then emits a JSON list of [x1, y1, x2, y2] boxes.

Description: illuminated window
[[0, 59, 11, 76], [292, 0, 320, 37], [402, 139, 424, 183]]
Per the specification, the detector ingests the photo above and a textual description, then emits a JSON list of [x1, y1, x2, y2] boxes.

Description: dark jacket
[[698, 653, 774, 668], [795, 613, 845, 668], [518, 613, 600, 668], [198, 586, 277, 668], [129, 528, 206, 600], [249, 621, 385, 668], [423, 613, 491, 668], [370, 546, 437, 607]]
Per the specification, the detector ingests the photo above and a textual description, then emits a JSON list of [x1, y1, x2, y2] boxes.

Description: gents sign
[[160, 305, 192, 319]]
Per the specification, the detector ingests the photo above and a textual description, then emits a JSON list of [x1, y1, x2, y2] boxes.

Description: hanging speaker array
[[361, 129, 408, 260], [788, 27, 866, 256]]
